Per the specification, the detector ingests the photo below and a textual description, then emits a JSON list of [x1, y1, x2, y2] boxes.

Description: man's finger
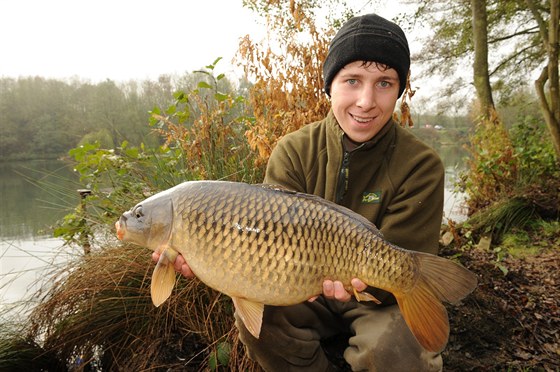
[[351, 278, 367, 292], [333, 281, 351, 302], [323, 280, 334, 298], [152, 252, 160, 263]]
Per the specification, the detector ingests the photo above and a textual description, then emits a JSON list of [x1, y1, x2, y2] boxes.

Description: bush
[[459, 111, 559, 242]]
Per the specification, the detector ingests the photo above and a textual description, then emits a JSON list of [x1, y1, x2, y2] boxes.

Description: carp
[[115, 180, 477, 352]]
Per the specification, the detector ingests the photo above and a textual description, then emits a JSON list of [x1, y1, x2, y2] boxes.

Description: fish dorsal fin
[[151, 249, 177, 307], [256, 183, 297, 194], [232, 297, 265, 339], [257, 183, 384, 237]]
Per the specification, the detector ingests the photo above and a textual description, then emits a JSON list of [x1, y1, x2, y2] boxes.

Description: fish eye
[[133, 206, 143, 219]]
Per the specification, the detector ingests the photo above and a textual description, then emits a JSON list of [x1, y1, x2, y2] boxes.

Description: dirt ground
[[440, 245, 559, 371]]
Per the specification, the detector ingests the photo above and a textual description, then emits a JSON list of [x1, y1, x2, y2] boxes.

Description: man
[[158, 13, 445, 371]]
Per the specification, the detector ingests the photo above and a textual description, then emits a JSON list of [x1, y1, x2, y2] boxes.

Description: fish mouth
[[115, 220, 125, 240]]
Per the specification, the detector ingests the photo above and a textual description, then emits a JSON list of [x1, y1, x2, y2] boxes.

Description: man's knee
[[344, 305, 443, 371], [234, 306, 333, 371]]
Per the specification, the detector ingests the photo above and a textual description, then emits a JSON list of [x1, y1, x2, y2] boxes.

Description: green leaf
[[214, 92, 229, 102], [217, 342, 231, 366], [496, 263, 509, 276], [197, 81, 212, 89], [208, 352, 218, 370], [206, 57, 223, 70]]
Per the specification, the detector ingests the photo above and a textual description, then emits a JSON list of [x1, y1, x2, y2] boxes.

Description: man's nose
[[356, 86, 376, 110]]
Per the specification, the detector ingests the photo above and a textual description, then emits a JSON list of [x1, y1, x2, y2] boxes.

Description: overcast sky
[[0, 0, 264, 82], [0, 0, 410, 83], [1, 0, 454, 110]]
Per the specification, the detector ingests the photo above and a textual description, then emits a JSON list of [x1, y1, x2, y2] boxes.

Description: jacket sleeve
[[379, 147, 445, 255], [263, 137, 307, 193]]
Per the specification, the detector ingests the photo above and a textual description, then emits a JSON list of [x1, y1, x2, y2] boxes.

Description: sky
[[0, 0, 266, 82], [0, 0, 406, 84]]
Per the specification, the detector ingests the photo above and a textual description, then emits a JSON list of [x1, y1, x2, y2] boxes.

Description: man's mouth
[[350, 113, 374, 124]]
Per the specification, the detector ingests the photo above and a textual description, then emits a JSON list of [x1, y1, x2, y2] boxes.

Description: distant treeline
[[0, 73, 540, 162], [0, 74, 249, 160]]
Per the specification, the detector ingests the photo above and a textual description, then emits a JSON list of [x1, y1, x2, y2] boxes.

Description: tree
[[527, 0, 560, 159], [471, 0, 495, 117], [409, 0, 560, 160]]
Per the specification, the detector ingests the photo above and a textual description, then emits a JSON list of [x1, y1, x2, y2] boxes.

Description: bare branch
[[489, 42, 542, 77], [488, 25, 539, 43], [525, 0, 549, 47]]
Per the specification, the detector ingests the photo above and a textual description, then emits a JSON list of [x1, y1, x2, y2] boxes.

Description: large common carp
[[115, 180, 477, 352]]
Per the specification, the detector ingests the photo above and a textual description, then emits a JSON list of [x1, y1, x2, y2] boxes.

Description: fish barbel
[[115, 180, 477, 352]]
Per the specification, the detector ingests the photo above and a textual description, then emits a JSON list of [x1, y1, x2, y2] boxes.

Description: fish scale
[[116, 180, 477, 352]]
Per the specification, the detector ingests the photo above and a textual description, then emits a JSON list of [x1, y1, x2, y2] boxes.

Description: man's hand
[[309, 278, 367, 302], [151, 252, 195, 278]]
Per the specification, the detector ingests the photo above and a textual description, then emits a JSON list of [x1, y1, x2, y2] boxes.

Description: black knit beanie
[[323, 13, 410, 98]]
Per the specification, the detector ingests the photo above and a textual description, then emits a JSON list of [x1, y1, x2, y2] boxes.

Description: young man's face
[[330, 61, 400, 143]]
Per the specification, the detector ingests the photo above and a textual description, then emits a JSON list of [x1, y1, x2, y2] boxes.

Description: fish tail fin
[[395, 253, 478, 353], [394, 279, 449, 353], [415, 252, 478, 305]]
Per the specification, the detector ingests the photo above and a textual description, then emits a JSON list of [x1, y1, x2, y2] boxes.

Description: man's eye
[[347, 79, 357, 85], [378, 81, 390, 88]]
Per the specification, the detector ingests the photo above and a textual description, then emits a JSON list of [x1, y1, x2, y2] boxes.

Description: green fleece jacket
[[264, 110, 445, 303]]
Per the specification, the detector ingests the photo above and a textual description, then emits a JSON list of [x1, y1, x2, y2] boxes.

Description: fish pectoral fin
[[151, 251, 176, 307], [232, 297, 264, 339], [353, 288, 382, 304]]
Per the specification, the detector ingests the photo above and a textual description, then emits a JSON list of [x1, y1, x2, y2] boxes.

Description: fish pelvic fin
[[232, 297, 264, 339], [395, 253, 478, 353], [151, 249, 178, 307], [352, 287, 382, 304]]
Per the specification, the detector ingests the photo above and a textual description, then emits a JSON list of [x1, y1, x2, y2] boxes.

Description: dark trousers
[[235, 298, 443, 371]]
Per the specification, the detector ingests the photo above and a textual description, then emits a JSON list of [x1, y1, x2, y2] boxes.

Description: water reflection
[[0, 237, 74, 321], [0, 160, 80, 238], [0, 160, 80, 320]]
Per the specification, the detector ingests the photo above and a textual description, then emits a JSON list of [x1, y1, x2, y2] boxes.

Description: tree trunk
[[471, 0, 495, 118], [528, 0, 560, 161]]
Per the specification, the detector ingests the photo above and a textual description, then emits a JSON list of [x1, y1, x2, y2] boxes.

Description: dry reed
[[21, 243, 260, 370]]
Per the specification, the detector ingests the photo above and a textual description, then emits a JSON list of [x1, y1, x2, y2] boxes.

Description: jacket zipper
[[336, 151, 350, 203]]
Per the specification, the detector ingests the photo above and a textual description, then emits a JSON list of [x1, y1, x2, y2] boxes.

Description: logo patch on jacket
[[362, 191, 381, 204]]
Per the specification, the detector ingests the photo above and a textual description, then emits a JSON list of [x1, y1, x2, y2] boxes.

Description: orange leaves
[[236, 4, 332, 167], [393, 71, 416, 128]]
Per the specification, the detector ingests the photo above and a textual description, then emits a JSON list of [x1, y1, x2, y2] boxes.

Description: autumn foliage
[[237, 1, 333, 167]]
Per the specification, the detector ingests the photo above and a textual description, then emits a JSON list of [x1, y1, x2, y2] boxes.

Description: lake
[[0, 160, 80, 320], [0, 150, 468, 321]]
